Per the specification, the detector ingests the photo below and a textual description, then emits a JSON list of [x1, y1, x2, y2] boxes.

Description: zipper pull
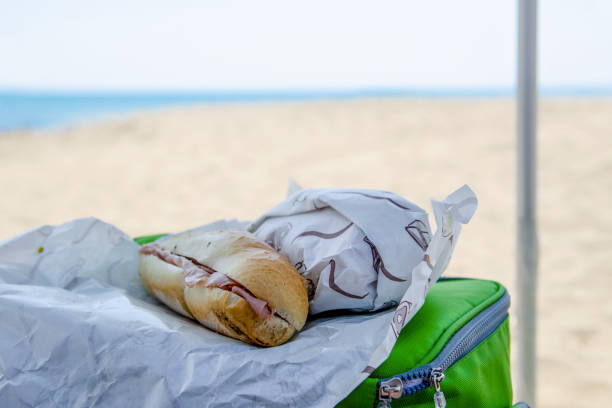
[[377, 377, 403, 408], [376, 399, 392, 408], [430, 368, 446, 408]]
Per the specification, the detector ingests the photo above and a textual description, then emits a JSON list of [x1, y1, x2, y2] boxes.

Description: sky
[[1, 0, 611, 91]]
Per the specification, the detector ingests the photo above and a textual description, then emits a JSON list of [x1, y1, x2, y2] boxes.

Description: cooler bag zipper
[[376, 291, 510, 408]]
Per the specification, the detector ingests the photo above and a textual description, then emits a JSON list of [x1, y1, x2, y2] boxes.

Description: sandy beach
[[1, 98, 610, 407]]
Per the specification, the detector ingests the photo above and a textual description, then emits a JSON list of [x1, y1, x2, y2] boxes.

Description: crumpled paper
[[0, 186, 476, 407], [248, 185, 477, 314]]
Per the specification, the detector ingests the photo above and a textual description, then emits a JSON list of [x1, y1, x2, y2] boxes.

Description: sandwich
[[138, 229, 309, 346]]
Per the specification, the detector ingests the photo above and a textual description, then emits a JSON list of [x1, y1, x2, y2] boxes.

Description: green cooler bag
[[337, 278, 517, 408]]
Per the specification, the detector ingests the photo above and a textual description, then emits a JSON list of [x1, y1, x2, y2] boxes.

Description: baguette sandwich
[[138, 230, 309, 346]]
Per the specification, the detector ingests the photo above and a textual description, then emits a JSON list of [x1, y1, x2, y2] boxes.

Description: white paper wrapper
[[0, 186, 476, 407], [248, 185, 477, 314]]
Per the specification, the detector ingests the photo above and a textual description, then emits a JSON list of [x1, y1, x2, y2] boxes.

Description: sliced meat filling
[[140, 243, 273, 319]]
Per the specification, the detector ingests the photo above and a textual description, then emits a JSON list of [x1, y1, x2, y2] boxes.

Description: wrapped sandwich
[[138, 230, 309, 347]]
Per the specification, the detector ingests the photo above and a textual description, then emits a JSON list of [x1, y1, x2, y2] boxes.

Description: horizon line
[[1, 85, 612, 98]]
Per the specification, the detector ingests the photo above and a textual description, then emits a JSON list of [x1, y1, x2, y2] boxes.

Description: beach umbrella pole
[[516, 0, 538, 405]]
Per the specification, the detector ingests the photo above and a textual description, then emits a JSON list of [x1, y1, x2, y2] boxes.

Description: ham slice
[[231, 286, 273, 319], [140, 243, 273, 319], [205, 272, 272, 319], [140, 243, 211, 287], [204, 271, 235, 289]]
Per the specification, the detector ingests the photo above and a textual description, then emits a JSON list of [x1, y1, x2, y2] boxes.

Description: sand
[[1, 98, 610, 407]]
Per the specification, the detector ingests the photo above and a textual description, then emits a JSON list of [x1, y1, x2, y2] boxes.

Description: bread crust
[[138, 229, 308, 346], [185, 285, 296, 346], [138, 255, 193, 318]]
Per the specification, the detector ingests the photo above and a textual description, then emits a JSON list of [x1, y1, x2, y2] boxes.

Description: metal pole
[[516, 0, 538, 405]]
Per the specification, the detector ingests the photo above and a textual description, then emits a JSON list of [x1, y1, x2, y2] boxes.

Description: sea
[[1, 88, 610, 131]]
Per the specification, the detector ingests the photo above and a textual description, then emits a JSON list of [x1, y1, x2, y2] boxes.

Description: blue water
[[1, 87, 610, 131], [1, 91, 332, 131]]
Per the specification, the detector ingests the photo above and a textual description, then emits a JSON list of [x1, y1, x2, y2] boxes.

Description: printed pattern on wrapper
[[248, 186, 477, 317]]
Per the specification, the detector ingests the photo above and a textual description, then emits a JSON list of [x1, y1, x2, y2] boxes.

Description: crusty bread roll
[[138, 230, 309, 346]]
